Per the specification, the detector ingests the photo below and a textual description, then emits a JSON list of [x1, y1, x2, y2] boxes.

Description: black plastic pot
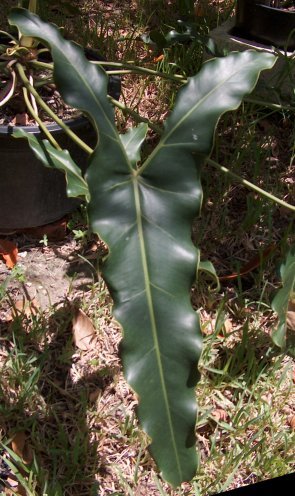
[[0, 43, 120, 230], [231, 0, 295, 50], [0, 117, 97, 230]]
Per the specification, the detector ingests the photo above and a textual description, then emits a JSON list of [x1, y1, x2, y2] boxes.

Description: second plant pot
[[232, 0, 295, 50]]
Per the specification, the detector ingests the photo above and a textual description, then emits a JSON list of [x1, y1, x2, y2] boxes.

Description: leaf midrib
[[132, 175, 183, 479]]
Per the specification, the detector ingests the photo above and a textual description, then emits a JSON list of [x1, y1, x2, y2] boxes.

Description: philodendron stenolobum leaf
[[9, 8, 276, 486]]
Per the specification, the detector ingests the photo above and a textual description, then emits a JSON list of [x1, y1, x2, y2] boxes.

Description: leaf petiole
[[207, 158, 295, 212]]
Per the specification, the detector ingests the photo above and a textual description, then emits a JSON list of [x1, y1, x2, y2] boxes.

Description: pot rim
[[237, 0, 295, 16], [257, 4, 295, 14], [0, 115, 92, 136]]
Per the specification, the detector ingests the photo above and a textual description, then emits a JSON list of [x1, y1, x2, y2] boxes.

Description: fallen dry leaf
[[6, 297, 39, 321], [289, 415, 295, 430], [201, 318, 215, 335], [88, 241, 99, 253], [0, 218, 67, 241], [72, 308, 96, 351], [11, 431, 26, 458], [89, 389, 101, 403], [261, 393, 272, 406], [201, 318, 227, 338], [6, 483, 27, 496], [6, 476, 18, 488], [0, 239, 18, 268], [211, 408, 228, 422], [11, 431, 33, 465], [286, 299, 295, 331], [25, 218, 67, 241], [223, 319, 232, 334], [4, 489, 15, 495], [5, 480, 27, 496], [219, 244, 275, 282]]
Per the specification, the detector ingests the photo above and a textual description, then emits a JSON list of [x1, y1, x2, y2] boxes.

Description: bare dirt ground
[[0, 230, 98, 313]]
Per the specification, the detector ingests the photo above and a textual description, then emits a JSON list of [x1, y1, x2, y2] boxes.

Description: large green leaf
[[9, 8, 276, 486], [271, 247, 295, 348]]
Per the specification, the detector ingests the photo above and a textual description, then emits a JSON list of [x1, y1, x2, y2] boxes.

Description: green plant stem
[[20, 62, 161, 142], [16, 63, 93, 155], [29, 59, 187, 84], [29, 60, 53, 70], [34, 78, 55, 87], [106, 70, 140, 75], [21, 67, 162, 135], [93, 60, 187, 83], [22, 87, 62, 150], [207, 158, 295, 212], [244, 96, 295, 112], [108, 95, 162, 134]]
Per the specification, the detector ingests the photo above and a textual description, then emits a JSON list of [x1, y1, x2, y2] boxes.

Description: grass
[[0, 0, 295, 494], [195, 318, 294, 494], [1, 292, 294, 495]]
